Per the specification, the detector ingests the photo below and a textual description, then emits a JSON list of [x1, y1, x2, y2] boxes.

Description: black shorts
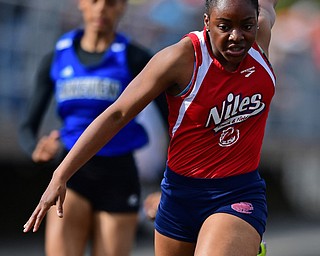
[[61, 149, 141, 213]]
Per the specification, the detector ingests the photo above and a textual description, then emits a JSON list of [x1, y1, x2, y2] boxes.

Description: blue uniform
[[51, 29, 148, 156], [155, 167, 267, 242]]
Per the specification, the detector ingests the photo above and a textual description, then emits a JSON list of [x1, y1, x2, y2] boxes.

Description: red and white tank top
[[166, 30, 276, 178]]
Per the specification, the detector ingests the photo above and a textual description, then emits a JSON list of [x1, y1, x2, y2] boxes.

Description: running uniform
[[51, 29, 148, 156], [155, 30, 275, 241], [19, 29, 153, 212]]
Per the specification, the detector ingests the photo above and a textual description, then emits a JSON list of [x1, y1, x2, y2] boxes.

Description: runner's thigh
[[155, 230, 196, 256], [45, 189, 92, 256], [92, 212, 138, 256], [195, 213, 261, 256]]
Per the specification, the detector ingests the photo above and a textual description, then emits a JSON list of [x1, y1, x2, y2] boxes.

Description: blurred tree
[[276, 0, 320, 10]]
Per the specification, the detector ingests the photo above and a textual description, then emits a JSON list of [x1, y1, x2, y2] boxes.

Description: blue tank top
[[50, 29, 148, 156]]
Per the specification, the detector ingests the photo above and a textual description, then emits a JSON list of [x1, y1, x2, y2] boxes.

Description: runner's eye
[[243, 24, 255, 31], [218, 24, 230, 32]]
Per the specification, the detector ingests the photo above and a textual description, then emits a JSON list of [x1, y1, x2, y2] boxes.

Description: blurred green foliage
[[276, 0, 320, 10]]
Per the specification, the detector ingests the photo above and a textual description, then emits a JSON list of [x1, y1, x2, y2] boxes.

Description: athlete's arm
[[257, 0, 278, 56], [23, 37, 195, 233], [127, 43, 168, 122], [18, 52, 54, 157], [127, 42, 152, 77]]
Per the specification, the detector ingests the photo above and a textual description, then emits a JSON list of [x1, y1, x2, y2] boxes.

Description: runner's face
[[79, 0, 126, 33], [204, 0, 258, 71]]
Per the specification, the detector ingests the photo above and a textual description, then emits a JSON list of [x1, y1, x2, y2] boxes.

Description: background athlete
[[18, 0, 162, 255], [23, 0, 278, 255]]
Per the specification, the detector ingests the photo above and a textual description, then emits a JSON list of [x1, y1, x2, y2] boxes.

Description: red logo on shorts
[[231, 202, 254, 214]]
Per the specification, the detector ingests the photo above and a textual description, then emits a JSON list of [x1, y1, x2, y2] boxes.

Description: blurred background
[[1, 0, 320, 255]]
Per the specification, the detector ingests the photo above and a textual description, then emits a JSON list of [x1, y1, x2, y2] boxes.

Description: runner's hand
[[23, 177, 66, 233], [143, 191, 161, 221], [32, 130, 60, 162]]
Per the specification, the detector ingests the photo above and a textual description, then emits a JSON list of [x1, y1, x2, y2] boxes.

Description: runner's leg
[[45, 189, 92, 256], [91, 212, 138, 256], [195, 213, 261, 256]]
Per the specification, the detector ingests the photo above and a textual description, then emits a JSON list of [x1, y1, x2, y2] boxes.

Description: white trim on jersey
[[248, 47, 276, 87], [171, 31, 212, 137]]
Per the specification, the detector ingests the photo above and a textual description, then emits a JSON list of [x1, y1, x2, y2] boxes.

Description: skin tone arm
[[23, 36, 195, 233], [256, 0, 278, 56]]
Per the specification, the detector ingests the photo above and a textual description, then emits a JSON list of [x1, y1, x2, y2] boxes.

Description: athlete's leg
[[195, 213, 261, 256], [91, 212, 138, 256], [45, 189, 93, 256], [154, 230, 196, 256]]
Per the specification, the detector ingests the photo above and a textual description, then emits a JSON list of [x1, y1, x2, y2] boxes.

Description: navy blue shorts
[[155, 167, 267, 243], [61, 149, 141, 213]]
